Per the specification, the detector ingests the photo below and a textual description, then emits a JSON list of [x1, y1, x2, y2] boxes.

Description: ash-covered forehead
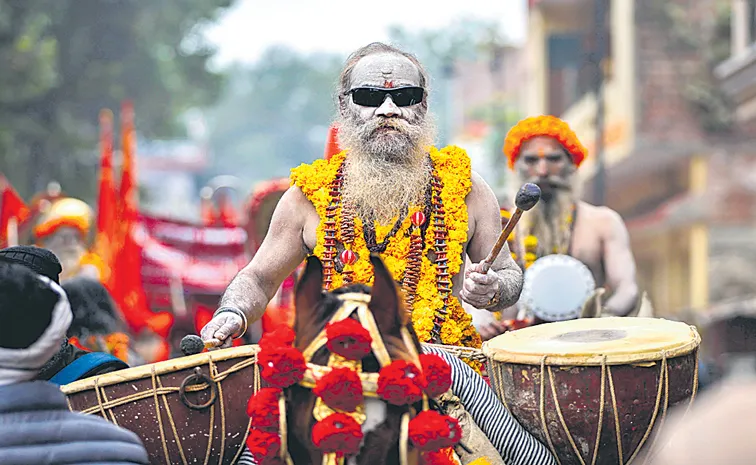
[[348, 53, 423, 90]]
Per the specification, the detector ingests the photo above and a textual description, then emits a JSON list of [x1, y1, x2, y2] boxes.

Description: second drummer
[[481, 116, 639, 338]]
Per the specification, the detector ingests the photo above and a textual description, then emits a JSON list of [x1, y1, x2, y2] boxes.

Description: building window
[[750, 0, 756, 44]]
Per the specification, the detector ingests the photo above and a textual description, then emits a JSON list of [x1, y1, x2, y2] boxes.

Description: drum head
[[482, 317, 701, 366], [520, 254, 595, 321]]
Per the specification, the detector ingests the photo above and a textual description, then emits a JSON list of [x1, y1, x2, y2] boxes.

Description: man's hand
[[200, 312, 243, 350], [460, 262, 502, 309]]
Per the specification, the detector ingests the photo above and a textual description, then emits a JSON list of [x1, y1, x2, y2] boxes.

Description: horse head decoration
[[244, 254, 463, 465]]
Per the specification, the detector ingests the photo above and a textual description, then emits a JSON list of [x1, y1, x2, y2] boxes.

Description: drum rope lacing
[[490, 347, 699, 465], [68, 353, 260, 465]]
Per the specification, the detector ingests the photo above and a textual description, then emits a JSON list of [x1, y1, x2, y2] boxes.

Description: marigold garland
[[244, 429, 282, 465], [290, 146, 483, 371], [259, 346, 306, 388], [246, 387, 281, 431], [259, 326, 296, 350], [311, 412, 364, 456], [325, 318, 372, 360], [313, 366, 363, 412], [503, 115, 588, 170], [377, 360, 426, 406], [421, 448, 459, 465], [419, 354, 452, 398], [409, 410, 463, 451]]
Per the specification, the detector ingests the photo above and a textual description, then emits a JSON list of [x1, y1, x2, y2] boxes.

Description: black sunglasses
[[346, 86, 425, 107]]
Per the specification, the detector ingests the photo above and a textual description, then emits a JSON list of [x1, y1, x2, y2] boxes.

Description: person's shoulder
[[578, 201, 627, 235]]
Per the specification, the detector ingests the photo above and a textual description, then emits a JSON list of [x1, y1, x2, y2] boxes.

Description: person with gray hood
[[0, 261, 149, 465]]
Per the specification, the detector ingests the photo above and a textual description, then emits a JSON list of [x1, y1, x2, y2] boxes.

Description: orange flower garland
[[291, 147, 482, 372], [503, 115, 588, 169]]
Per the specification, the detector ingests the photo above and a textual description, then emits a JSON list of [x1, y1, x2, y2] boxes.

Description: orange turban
[[503, 115, 588, 170]]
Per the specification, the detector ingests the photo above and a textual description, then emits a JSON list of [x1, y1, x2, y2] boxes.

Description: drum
[[61, 345, 260, 465], [520, 254, 595, 322], [482, 318, 700, 465]]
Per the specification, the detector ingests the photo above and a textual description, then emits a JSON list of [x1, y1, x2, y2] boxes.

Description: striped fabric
[[237, 345, 556, 465]]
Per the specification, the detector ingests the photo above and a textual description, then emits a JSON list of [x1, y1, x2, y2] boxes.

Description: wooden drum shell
[[61, 345, 261, 465], [483, 318, 701, 465]]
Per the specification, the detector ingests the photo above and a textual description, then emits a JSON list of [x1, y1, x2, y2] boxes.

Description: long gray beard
[[517, 175, 579, 256], [337, 113, 436, 224]]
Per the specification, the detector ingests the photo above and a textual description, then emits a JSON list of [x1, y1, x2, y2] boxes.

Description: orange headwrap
[[503, 115, 588, 170]]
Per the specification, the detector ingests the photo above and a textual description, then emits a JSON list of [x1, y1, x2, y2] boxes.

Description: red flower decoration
[[420, 448, 458, 465], [325, 318, 372, 360], [377, 360, 426, 406], [409, 411, 462, 451], [313, 367, 363, 412], [245, 428, 281, 465], [312, 412, 363, 456], [246, 387, 281, 431], [259, 346, 307, 388], [259, 326, 296, 350], [420, 354, 452, 398]]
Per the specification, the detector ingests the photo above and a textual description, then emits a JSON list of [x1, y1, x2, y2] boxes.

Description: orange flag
[[0, 176, 31, 247], [94, 109, 117, 283], [323, 123, 341, 160]]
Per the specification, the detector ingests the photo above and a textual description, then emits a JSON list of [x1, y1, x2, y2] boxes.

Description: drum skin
[[62, 345, 260, 465], [483, 318, 701, 465]]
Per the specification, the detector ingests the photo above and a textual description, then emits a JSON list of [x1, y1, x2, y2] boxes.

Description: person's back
[[0, 262, 149, 465]]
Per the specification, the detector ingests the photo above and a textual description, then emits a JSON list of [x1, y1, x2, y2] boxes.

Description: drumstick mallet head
[[180, 335, 221, 356], [481, 183, 541, 274]]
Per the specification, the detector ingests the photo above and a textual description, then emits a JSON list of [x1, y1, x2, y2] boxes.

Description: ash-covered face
[[41, 226, 86, 274], [515, 136, 576, 202], [337, 52, 436, 223], [337, 52, 432, 163]]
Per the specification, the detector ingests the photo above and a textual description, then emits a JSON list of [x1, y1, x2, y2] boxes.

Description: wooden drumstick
[[480, 183, 541, 274], [180, 335, 222, 356]]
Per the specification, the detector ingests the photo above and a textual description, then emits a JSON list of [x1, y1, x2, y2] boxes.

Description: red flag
[[94, 109, 117, 283], [111, 101, 169, 336], [0, 176, 31, 247]]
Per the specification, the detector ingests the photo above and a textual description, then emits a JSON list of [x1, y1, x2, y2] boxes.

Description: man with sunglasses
[[478, 116, 639, 340], [202, 42, 524, 354]]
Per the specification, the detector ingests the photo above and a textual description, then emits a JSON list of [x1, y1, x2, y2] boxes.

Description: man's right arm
[[201, 186, 311, 346]]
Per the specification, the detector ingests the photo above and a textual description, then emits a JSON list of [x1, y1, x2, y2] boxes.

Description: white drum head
[[519, 254, 596, 322]]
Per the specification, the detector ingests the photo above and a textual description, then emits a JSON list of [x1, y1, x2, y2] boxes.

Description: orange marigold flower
[[503, 115, 588, 170]]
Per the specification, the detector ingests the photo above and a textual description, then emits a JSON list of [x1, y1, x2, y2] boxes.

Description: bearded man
[[479, 116, 639, 339], [201, 42, 523, 359]]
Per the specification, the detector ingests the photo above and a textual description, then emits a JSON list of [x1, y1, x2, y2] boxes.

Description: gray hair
[[337, 42, 430, 111]]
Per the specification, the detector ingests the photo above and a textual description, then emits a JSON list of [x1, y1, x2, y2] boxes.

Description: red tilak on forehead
[[383, 80, 395, 88]]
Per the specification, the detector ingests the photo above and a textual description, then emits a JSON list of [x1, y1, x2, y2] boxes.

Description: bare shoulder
[[578, 201, 627, 236], [468, 170, 497, 203]]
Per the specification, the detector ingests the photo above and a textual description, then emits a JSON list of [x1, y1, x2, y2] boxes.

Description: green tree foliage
[[204, 47, 343, 187], [0, 0, 233, 201]]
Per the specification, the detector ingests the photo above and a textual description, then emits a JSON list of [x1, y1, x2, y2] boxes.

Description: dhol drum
[[520, 254, 596, 322], [482, 317, 700, 465], [62, 345, 260, 465]]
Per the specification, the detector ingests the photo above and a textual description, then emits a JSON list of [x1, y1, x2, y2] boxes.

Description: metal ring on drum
[[519, 254, 596, 322]]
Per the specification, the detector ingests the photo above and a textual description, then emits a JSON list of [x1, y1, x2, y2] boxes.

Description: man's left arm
[[460, 172, 523, 311], [601, 209, 639, 316]]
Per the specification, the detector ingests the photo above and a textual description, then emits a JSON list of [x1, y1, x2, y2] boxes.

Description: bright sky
[[204, 0, 528, 68]]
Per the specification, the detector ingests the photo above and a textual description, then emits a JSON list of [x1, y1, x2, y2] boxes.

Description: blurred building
[[448, 45, 527, 194], [524, 0, 756, 317]]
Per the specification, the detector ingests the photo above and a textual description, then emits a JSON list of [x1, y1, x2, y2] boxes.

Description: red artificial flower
[[325, 318, 372, 360], [419, 354, 452, 398], [312, 412, 364, 456], [246, 387, 281, 431], [409, 411, 462, 451], [313, 367, 363, 412], [245, 428, 281, 465], [259, 346, 307, 388], [420, 448, 458, 465], [259, 326, 296, 350], [377, 360, 426, 405]]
